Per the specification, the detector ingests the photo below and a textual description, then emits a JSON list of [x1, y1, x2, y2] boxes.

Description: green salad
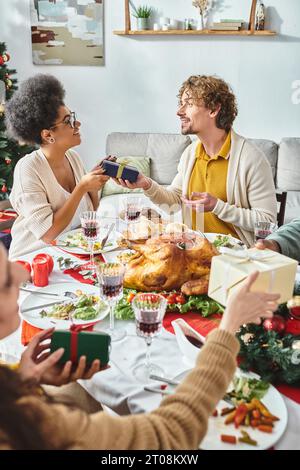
[[114, 288, 224, 320], [40, 294, 106, 321], [226, 376, 270, 403]]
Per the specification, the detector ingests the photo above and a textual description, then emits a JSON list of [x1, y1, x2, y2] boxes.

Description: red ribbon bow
[[69, 323, 95, 363]]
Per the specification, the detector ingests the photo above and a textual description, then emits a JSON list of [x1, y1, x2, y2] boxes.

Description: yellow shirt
[[188, 132, 238, 237]]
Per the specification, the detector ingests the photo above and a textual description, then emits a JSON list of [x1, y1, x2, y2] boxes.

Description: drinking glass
[[123, 196, 143, 223], [97, 262, 126, 342], [254, 221, 277, 242], [80, 211, 100, 270], [132, 293, 167, 382]]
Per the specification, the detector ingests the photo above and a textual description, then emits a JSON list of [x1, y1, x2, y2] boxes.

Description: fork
[[20, 287, 77, 299]]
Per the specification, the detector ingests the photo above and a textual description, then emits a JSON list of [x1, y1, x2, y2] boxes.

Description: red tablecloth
[[22, 255, 300, 405]]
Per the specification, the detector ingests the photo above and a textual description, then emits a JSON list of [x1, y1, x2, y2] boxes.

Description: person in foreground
[[0, 246, 280, 450], [256, 217, 300, 262], [114, 75, 276, 247], [5, 74, 110, 260]]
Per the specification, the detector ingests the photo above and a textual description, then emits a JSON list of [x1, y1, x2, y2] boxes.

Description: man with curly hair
[[116, 75, 277, 247], [5, 74, 110, 259]]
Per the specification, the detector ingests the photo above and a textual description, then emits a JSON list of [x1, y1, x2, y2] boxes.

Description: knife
[[149, 374, 180, 386], [21, 300, 64, 313]]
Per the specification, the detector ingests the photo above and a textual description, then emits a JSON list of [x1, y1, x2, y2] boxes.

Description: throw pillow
[[101, 156, 151, 197]]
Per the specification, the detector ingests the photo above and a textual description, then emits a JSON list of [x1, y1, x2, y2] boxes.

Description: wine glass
[[123, 196, 143, 223], [80, 211, 100, 270], [132, 293, 167, 383], [254, 221, 277, 242], [97, 262, 126, 342]]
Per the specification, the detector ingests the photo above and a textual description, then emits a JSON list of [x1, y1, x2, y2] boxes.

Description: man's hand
[[181, 192, 218, 212], [19, 329, 105, 386], [112, 173, 152, 191], [255, 239, 281, 253]]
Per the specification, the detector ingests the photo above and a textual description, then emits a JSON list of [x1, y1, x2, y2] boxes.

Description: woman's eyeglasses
[[50, 111, 77, 130]]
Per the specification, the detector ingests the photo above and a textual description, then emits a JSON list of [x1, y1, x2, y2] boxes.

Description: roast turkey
[[123, 233, 218, 294]]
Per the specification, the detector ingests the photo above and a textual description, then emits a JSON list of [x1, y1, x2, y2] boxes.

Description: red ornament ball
[[5, 158, 11, 165], [1, 184, 7, 193], [0, 56, 4, 66], [263, 315, 286, 335]]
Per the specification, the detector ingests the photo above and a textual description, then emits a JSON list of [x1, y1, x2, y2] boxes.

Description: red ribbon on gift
[[69, 323, 95, 363]]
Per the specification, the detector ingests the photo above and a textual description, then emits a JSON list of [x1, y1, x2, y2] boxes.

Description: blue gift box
[[102, 159, 139, 183]]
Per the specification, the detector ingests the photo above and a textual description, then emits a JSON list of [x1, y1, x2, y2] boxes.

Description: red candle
[[32, 258, 49, 287], [33, 253, 54, 274]]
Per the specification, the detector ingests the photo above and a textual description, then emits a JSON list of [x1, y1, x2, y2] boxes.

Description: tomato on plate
[[167, 293, 177, 304], [175, 294, 186, 304]]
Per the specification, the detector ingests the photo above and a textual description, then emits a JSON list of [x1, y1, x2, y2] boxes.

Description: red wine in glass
[[126, 209, 141, 221], [136, 319, 162, 337], [101, 282, 123, 299], [136, 310, 162, 338], [255, 229, 272, 241], [83, 222, 98, 240]]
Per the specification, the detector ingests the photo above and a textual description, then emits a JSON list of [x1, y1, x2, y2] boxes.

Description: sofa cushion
[[101, 156, 151, 197], [277, 138, 300, 191], [248, 139, 278, 181], [106, 132, 191, 185], [285, 191, 300, 224]]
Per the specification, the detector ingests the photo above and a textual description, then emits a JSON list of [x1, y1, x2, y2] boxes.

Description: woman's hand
[[219, 271, 280, 334], [19, 329, 105, 386], [112, 173, 152, 191], [79, 167, 110, 192], [91, 155, 116, 173]]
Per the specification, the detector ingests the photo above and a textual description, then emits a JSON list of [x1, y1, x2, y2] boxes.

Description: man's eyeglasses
[[50, 111, 77, 130]]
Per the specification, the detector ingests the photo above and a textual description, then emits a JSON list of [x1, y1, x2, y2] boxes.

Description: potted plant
[[131, 4, 153, 30]]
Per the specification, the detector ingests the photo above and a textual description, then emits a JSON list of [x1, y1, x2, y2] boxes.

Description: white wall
[[1, 0, 300, 169]]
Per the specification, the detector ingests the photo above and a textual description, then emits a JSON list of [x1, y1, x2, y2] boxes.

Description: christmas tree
[[0, 42, 34, 201]]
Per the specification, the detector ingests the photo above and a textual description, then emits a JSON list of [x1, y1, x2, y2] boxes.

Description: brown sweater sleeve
[[28, 329, 239, 450]]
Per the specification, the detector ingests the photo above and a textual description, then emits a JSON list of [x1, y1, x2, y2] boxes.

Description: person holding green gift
[[0, 244, 280, 450], [256, 217, 300, 262], [114, 75, 277, 247]]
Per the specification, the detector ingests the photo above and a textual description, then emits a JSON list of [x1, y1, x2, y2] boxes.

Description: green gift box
[[50, 328, 111, 366]]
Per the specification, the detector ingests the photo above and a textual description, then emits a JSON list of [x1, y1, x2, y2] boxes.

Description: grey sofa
[[103, 132, 300, 224]]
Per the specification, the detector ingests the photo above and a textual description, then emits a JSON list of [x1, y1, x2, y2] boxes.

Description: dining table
[[1, 239, 300, 450]]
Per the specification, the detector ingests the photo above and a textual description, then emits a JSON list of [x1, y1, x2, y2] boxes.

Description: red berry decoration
[[5, 158, 11, 165], [263, 315, 286, 335], [1, 184, 7, 193]]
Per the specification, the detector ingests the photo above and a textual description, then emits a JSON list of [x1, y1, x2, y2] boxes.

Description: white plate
[[204, 232, 245, 248], [173, 369, 288, 451], [56, 228, 119, 255], [20, 282, 109, 330]]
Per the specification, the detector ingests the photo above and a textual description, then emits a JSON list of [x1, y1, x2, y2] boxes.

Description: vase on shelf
[[137, 18, 150, 30], [255, 1, 265, 31]]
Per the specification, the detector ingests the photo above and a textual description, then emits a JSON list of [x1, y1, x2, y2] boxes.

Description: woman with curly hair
[[114, 75, 277, 247], [5, 74, 109, 259]]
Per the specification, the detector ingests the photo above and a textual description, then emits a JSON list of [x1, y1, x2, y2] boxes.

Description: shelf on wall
[[113, 29, 276, 36]]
